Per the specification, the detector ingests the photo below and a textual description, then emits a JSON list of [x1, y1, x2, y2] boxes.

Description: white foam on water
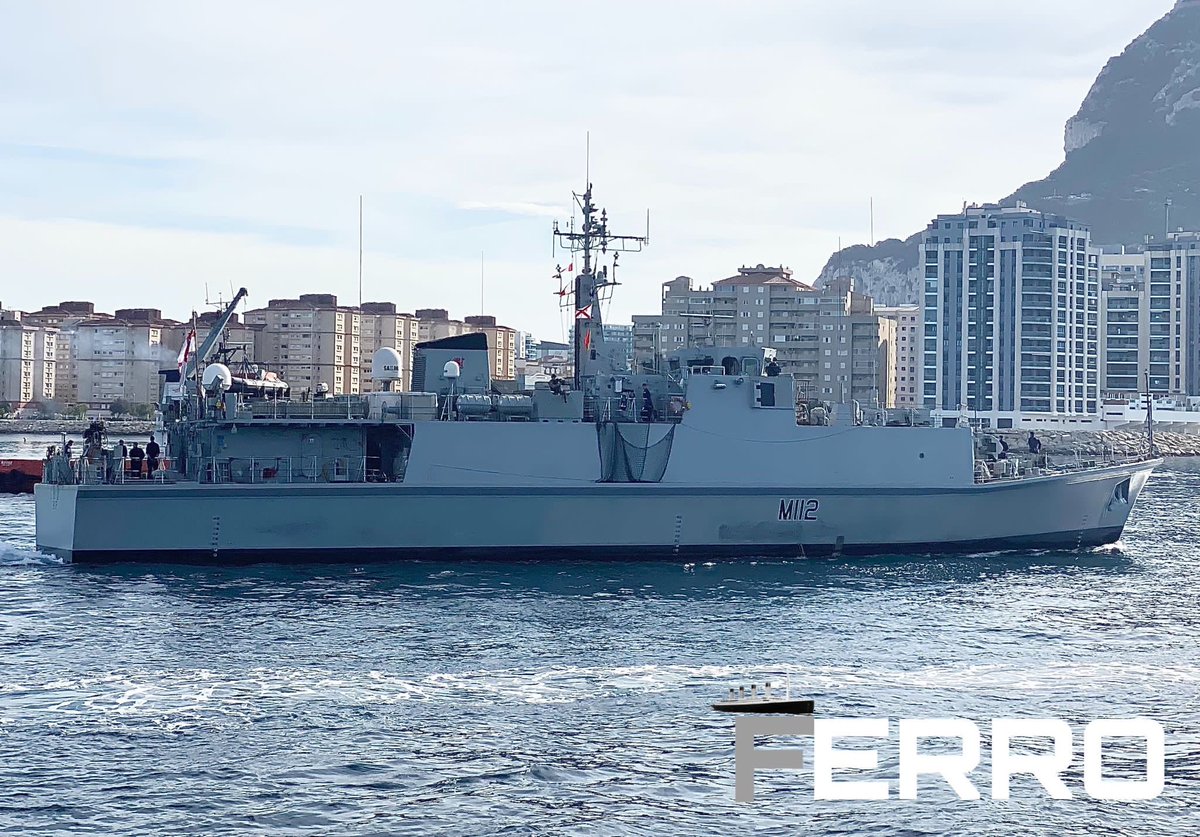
[[0, 544, 64, 567]]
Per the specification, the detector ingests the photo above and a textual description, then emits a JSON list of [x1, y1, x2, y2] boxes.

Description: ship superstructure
[[35, 183, 1159, 562]]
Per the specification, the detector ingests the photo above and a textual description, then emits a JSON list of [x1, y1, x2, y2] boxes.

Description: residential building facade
[[463, 315, 517, 381], [359, 302, 419, 390], [245, 294, 362, 395], [0, 315, 57, 408], [922, 203, 1100, 427], [1098, 231, 1200, 398], [633, 265, 898, 407], [415, 309, 469, 343], [876, 305, 923, 408], [70, 309, 178, 408]]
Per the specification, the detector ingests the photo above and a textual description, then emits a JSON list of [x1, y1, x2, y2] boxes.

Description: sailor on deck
[[128, 442, 145, 479], [146, 435, 160, 475]]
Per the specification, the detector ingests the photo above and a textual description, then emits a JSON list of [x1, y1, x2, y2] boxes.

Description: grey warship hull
[[36, 459, 1155, 563], [31, 185, 1164, 563]]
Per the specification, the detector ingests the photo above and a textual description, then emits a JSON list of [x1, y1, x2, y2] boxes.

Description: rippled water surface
[[2, 435, 1198, 835]]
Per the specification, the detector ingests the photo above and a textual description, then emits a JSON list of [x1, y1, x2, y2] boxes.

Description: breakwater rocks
[[0, 419, 156, 437], [997, 429, 1198, 458]]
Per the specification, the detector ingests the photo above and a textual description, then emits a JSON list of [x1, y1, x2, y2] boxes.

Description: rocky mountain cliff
[[818, 0, 1200, 305]]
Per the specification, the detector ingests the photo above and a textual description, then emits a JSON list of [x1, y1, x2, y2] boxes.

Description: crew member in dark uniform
[[146, 435, 160, 476], [641, 384, 655, 422], [128, 442, 145, 479]]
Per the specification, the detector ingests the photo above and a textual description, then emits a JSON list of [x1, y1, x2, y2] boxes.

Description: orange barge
[[0, 458, 41, 494]]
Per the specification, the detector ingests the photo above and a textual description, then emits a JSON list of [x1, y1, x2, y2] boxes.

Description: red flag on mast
[[176, 327, 196, 374]]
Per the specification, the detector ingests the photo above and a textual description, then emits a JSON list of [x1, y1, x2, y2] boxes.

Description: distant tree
[[65, 403, 88, 419], [130, 402, 156, 420], [108, 398, 130, 417], [0, 401, 14, 419], [26, 401, 48, 418]]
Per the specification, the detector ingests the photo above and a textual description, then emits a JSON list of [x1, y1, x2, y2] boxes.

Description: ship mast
[[553, 184, 648, 388]]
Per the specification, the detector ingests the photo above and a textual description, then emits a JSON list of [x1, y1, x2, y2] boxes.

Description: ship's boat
[[34, 183, 1160, 562]]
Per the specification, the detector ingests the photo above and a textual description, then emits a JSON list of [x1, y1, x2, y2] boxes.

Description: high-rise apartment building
[[415, 309, 469, 343], [359, 302, 419, 390], [1146, 231, 1200, 395], [1099, 250, 1149, 397], [1098, 231, 1200, 397], [245, 294, 361, 395], [876, 305, 923, 408], [24, 301, 105, 405], [69, 309, 178, 408], [633, 266, 897, 407], [921, 204, 1100, 427], [0, 314, 57, 408], [463, 315, 517, 381], [23, 302, 177, 408]]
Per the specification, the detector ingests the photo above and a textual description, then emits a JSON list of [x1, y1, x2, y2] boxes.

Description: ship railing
[[197, 456, 373, 485], [233, 398, 372, 422], [973, 450, 1150, 483], [584, 396, 685, 424]]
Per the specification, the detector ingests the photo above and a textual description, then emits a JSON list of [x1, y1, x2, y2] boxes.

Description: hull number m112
[[779, 499, 819, 521]]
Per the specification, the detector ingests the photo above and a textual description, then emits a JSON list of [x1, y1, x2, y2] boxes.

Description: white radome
[[202, 363, 233, 392], [443, 360, 461, 380], [371, 347, 402, 381]]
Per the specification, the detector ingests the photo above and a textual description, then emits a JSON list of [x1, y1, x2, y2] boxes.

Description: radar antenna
[[552, 183, 649, 388]]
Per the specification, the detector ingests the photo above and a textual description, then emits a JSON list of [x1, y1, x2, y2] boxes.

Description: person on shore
[[129, 442, 145, 479], [64, 440, 73, 461], [1027, 432, 1042, 455], [146, 435, 160, 475]]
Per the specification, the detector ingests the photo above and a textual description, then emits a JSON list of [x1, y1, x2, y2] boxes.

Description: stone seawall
[[0, 419, 156, 437]]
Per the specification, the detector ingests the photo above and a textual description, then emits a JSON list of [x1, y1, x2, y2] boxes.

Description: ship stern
[[34, 483, 78, 560]]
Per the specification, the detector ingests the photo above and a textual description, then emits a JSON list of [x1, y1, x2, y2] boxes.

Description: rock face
[[815, 236, 921, 307], [818, 2, 1200, 303]]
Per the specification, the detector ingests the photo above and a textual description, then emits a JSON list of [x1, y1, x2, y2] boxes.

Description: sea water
[[1, 434, 1197, 835]]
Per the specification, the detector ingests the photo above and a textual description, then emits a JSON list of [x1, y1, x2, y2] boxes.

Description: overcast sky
[[0, 0, 1176, 339]]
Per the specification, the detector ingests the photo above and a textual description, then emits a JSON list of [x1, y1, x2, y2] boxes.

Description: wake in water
[[0, 544, 65, 567]]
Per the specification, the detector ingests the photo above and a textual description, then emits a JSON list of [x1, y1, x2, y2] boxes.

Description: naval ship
[[35, 184, 1159, 562]]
